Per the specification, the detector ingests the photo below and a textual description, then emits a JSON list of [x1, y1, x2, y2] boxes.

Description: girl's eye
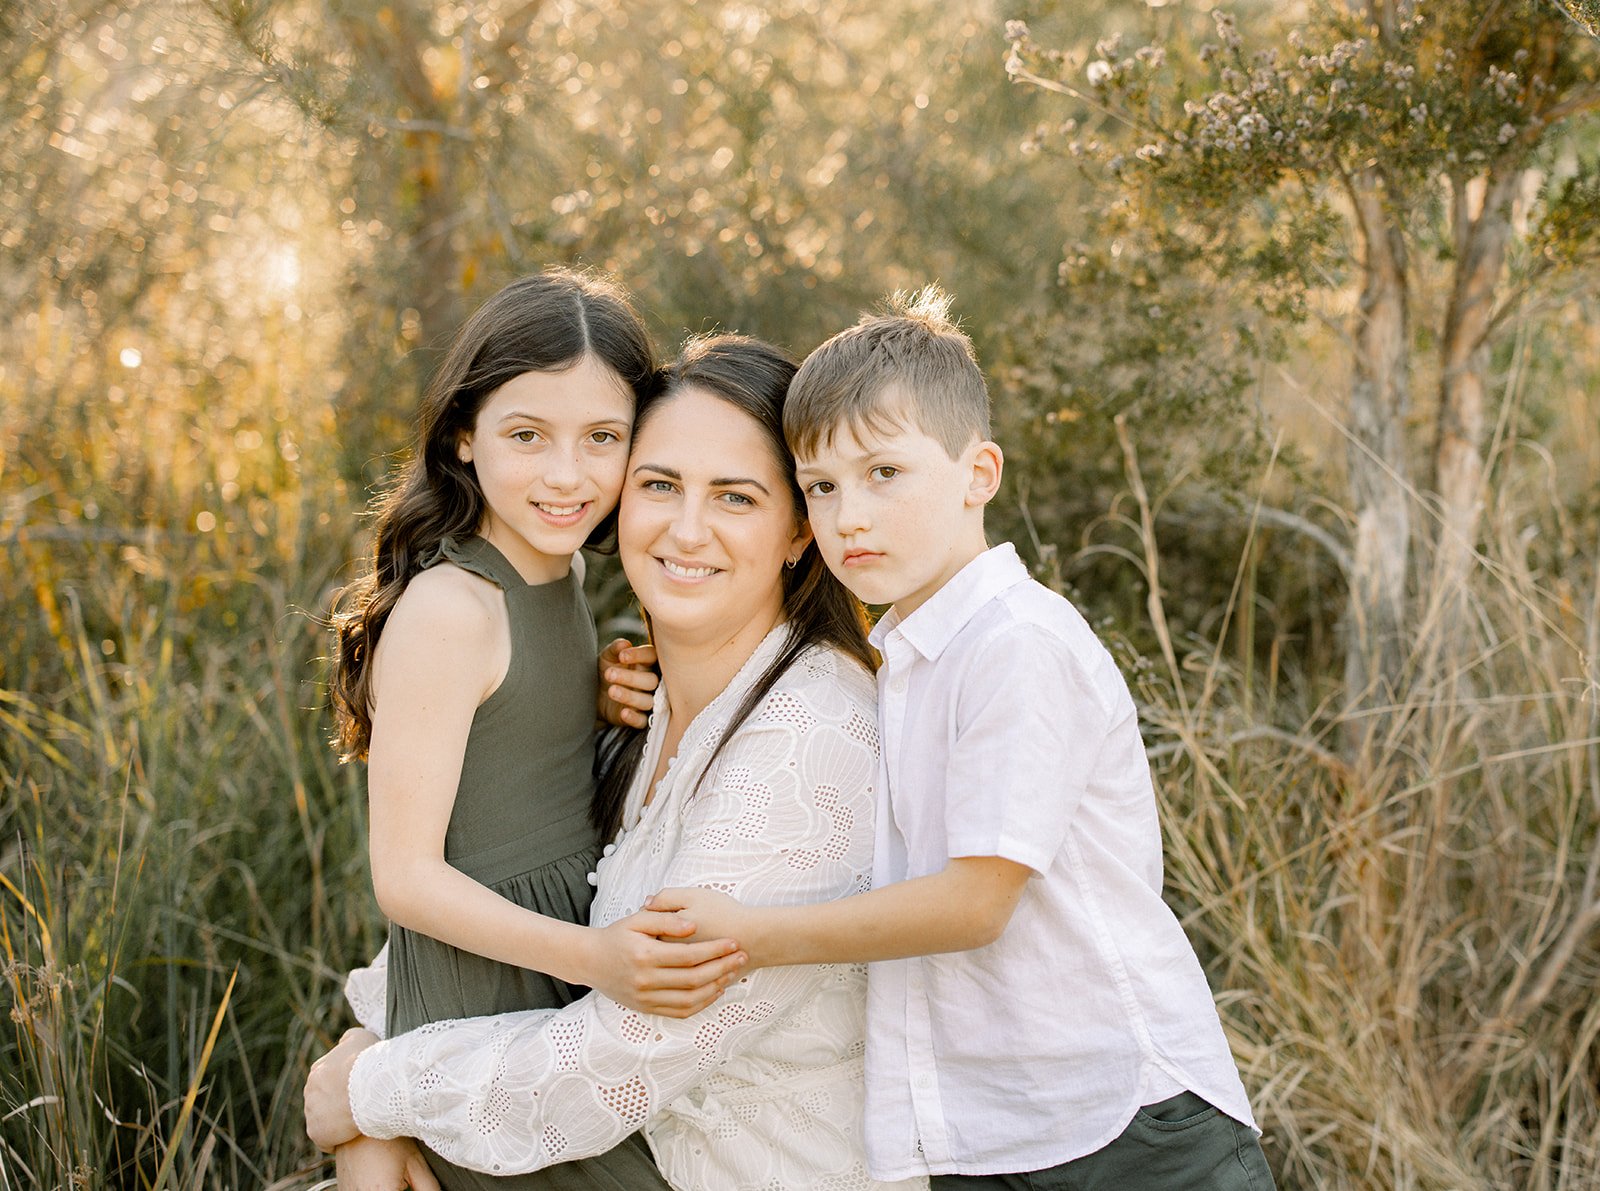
[[512, 429, 541, 444], [804, 480, 835, 498], [590, 429, 623, 445], [870, 465, 898, 481]]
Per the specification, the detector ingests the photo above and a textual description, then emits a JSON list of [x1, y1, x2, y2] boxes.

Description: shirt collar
[[869, 542, 1030, 661]]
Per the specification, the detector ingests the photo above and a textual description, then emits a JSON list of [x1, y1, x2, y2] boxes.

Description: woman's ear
[[965, 440, 1003, 508], [787, 518, 816, 565], [456, 432, 473, 465]]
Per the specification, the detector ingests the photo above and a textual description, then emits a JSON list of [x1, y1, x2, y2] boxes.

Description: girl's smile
[[457, 355, 635, 584]]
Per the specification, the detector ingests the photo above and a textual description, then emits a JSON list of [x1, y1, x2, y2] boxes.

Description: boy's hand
[[305, 1027, 378, 1151], [596, 638, 659, 729], [646, 888, 765, 969], [582, 909, 746, 1017], [335, 1135, 442, 1191]]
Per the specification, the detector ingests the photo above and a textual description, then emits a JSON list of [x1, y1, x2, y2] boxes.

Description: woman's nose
[[671, 501, 711, 548]]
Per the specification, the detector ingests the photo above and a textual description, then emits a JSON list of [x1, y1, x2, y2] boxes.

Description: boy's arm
[[651, 855, 1032, 968], [657, 624, 1108, 967]]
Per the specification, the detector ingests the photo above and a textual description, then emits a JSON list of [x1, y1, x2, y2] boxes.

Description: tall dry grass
[[4, 317, 1598, 1188], [1097, 422, 1600, 1189]]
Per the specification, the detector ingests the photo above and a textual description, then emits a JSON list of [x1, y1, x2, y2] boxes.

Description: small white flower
[[1005, 19, 1030, 41], [1087, 59, 1114, 86], [1497, 122, 1517, 144]]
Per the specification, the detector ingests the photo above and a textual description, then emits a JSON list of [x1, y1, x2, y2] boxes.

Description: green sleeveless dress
[[385, 535, 667, 1190]]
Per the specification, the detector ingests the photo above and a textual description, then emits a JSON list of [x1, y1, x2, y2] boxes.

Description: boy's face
[[795, 410, 996, 617]]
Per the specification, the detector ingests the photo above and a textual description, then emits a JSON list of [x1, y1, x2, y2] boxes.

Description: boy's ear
[[964, 440, 1003, 508]]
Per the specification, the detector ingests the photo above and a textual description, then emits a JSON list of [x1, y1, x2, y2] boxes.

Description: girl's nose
[[544, 445, 583, 491]]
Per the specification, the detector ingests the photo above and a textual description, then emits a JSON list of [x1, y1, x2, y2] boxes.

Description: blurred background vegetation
[[2, 0, 1597, 1187]]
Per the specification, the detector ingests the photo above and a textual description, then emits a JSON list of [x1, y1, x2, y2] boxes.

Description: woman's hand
[[581, 909, 746, 1016], [305, 1027, 379, 1151], [334, 1135, 442, 1191], [597, 638, 658, 729], [646, 888, 767, 969]]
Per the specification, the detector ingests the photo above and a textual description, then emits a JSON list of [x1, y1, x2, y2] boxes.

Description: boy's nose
[[834, 489, 870, 534]]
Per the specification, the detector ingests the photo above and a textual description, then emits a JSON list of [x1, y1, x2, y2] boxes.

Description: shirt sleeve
[[346, 703, 877, 1175], [942, 622, 1114, 874], [344, 941, 390, 1039]]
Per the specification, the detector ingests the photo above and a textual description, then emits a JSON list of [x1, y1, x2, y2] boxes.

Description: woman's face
[[620, 385, 810, 647]]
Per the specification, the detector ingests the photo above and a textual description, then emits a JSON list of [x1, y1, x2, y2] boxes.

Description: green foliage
[[2, 1, 1600, 1187]]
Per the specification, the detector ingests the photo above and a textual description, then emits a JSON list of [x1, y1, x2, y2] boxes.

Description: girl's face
[[457, 355, 634, 584], [620, 385, 811, 647]]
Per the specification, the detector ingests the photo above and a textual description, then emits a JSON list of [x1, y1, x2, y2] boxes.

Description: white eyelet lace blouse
[[342, 628, 927, 1191]]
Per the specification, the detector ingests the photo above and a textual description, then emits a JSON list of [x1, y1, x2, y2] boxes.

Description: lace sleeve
[[347, 708, 876, 1176], [343, 941, 390, 1039]]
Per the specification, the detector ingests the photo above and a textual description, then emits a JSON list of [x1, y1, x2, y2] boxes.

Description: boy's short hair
[[785, 285, 990, 460]]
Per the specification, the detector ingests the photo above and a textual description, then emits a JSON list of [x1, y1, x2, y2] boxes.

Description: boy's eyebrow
[[631, 462, 771, 495]]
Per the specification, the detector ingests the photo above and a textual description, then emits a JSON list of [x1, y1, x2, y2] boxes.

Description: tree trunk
[[1432, 168, 1520, 618], [1344, 167, 1412, 722]]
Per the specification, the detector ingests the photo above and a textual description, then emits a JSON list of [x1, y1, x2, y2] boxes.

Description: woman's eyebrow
[[630, 462, 770, 495], [712, 475, 770, 494]]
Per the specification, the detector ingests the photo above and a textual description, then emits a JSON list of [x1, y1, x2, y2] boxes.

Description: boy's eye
[[804, 480, 835, 498], [869, 465, 899, 481]]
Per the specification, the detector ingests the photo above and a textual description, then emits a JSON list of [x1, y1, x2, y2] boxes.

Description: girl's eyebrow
[[631, 462, 770, 495], [496, 411, 630, 426]]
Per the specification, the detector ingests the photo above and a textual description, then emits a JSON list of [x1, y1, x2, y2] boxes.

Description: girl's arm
[[307, 701, 878, 1174], [365, 568, 742, 1015]]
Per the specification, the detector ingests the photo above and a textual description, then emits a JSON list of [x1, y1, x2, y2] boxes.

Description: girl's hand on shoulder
[[335, 1135, 442, 1191], [596, 638, 659, 729], [305, 1027, 379, 1151], [581, 910, 746, 1017]]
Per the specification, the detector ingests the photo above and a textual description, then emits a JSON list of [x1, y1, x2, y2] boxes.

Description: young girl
[[327, 271, 744, 1190]]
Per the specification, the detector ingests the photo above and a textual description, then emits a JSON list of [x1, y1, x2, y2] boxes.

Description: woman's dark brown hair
[[331, 269, 657, 760], [590, 334, 874, 840]]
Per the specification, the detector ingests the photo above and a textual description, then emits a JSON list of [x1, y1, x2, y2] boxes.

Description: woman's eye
[[870, 466, 899, 481], [642, 479, 675, 494], [511, 429, 544, 444], [720, 491, 754, 507]]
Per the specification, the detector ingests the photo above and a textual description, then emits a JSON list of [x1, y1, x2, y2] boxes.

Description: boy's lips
[[841, 548, 884, 566]]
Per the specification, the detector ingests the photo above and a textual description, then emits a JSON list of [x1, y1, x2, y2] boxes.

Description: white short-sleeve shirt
[[862, 543, 1257, 1180]]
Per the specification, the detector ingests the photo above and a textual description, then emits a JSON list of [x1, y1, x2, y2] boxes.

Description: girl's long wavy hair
[[591, 334, 875, 840], [331, 269, 657, 760]]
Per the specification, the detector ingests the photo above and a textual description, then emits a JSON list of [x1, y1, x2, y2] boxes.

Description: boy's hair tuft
[[885, 283, 956, 325], [785, 282, 989, 461]]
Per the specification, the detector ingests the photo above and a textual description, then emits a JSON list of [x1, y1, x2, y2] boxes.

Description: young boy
[[656, 289, 1273, 1189]]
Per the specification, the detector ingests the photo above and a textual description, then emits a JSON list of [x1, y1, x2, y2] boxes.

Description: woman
[[307, 335, 926, 1191]]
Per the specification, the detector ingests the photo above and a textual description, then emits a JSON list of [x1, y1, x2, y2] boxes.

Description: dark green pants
[[929, 1092, 1274, 1191]]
